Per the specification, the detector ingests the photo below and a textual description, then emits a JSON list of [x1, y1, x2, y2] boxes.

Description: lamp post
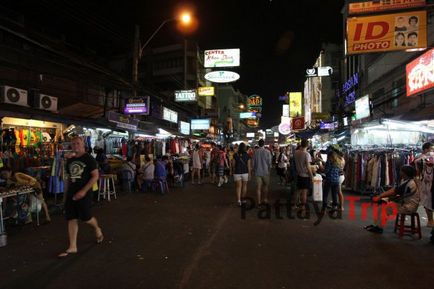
[[132, 12, 192, 96]]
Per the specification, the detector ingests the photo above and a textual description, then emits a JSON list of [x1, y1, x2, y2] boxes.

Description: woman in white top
[[192, 144, 203, 184], [276, 147, 288, 185]]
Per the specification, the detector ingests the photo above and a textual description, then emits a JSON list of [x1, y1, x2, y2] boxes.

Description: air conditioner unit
[[0, 85, 29, 107], [32, 93, 58, 112]]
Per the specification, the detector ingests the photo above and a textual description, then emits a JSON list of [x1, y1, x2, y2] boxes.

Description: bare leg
[[67, 219, 79, 252], [242, 181, 248, 200], [198, 169, 201, 184], [235, 180, 242, 203], [425, 208, 434, 226], [86, 217, 103, 242], [338, 185, 344, 211], [256, 180, 262, 204]]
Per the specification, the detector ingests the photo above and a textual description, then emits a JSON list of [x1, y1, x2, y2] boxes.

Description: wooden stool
[[98, 174, 117, 201], [394, 213, 422, 239]]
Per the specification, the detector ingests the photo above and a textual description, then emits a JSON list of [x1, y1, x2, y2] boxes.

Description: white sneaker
[[224, 176, 228, 183], [218, 181, 223, 187]]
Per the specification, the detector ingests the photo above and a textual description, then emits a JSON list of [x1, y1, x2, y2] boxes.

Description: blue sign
[[342, 73, 359, 94]]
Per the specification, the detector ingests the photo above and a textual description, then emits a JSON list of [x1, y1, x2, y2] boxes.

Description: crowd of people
[[1, 136, 434, 257]]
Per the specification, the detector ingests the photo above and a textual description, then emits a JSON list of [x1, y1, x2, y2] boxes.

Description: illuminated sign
[[179, 121, 190, 135], [292, 117, 305, 130], [247, 95, 262, 108], [355, 95, 371, 120], [175, 90, 197, 102], [246, 132, 255, 138], [204, 49, 240, 68], [205, 71, 240, 83], [289, 92, 302, 117], [406, 48, 434, 96], [346, 11, 427, 54], [349, 0, 425, 15], [306, 66, 333, 77], [282, 104, 289, 117], [163, 107, 178, 123], [342, 73, 359, 106], [124, 96, 150, 115], [197, 86, 215, 96], [240, 112, 256, 119], [320, 121, 338, 130], [191, 119, 210, 130]]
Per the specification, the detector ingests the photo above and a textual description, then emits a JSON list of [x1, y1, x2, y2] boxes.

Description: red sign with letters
[[292, 117, 305, 131], [406, 48, 434, 97]]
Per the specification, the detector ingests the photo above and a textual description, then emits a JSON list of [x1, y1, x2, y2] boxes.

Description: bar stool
[[394, 212, 422, 239], [98, 174, 117, 201]]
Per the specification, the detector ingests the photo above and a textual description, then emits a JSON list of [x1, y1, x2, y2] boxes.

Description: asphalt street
[[1, 176, 433, 289]]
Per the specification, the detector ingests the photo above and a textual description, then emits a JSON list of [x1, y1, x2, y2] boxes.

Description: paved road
[[1, 177, 433, 289]]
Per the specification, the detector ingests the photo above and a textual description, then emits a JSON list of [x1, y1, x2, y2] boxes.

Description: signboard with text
[[349, 0, 425, 15], [355, 95, 371, 120], [289, 92, 302, 117], [124, 96, 150, 115], [292, 117, 305, 131], [204, 49, 240, 68], [175, 90, 197, 102], [163, 107, 178, 123], [406, 47, 434, 97], [347, 11, 427, 54], [205, 71, 240, 83], [197, 86, 215, 96], [191, 119, 210, 130]]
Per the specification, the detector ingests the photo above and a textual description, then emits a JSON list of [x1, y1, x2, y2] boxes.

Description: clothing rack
[[343, 146, 418, 194]]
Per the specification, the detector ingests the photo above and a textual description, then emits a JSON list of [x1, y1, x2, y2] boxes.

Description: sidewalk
[[1, 175, 433, 289]]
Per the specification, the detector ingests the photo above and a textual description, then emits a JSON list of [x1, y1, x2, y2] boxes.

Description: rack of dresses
[[344, 147, 416, 194]]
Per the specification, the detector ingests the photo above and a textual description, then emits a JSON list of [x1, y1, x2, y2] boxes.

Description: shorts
[[64, 194, 93, 222], [297, 176, 311, 190], [256, 175, 270, 186], [339, 175, 345, 185], [234, 173, 249, 182]]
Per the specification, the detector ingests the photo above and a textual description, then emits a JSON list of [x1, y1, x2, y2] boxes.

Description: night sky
[[1, 0, 344, 128]]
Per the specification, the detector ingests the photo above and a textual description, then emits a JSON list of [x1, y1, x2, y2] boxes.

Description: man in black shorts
[[58, 136, 103, 258], [294, 139, 313, 214]]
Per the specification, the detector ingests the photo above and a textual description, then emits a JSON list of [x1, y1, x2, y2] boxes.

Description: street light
[[132, 11, 193, 94], [139, 11, 193, 58]]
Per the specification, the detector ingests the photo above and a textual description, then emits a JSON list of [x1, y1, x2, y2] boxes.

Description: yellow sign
[[198, 86, 214, 96], [349, 0, 425, 15], [347, 11, 427, 54], [289, 92, 302, 117]]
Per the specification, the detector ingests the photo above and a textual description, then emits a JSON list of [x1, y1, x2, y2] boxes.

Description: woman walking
[[191, 143, 203, 184], [232, 142, 252, 206]]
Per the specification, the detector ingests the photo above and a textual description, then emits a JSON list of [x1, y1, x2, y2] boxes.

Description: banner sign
[[240, 112, 256, 119], [349, 0, 425, 15], [342, 73, 359, 106], [247, 95, 262, 108], [197, 86, 215, 96], [282, 104, 289, 117], [191, 119, 210, 130], [292, 117, 305, 131], [306, 66, 333, 77], [179, 121, 190, 135], [347, 11, 427, 54], [355, 95, 371, 120], [406, 47, 434, 96], [124, 96, 150, 115], [204, 49, 240, 68], [108, 111, 139, 131], [289, 92, 302, 117], [163, 107, 178, 123], [205, 71, 240, 83], [175, 90, 197, 102], [320, 121, 338, 130]]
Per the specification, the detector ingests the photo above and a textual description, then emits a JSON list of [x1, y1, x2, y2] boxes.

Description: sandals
[[58, 250, 77, 258]]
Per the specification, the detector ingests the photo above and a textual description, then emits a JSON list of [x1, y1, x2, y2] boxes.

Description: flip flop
[[364, 224, 375, 230], [57, 251, 77, 258], [96, 234, 104, 244]]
